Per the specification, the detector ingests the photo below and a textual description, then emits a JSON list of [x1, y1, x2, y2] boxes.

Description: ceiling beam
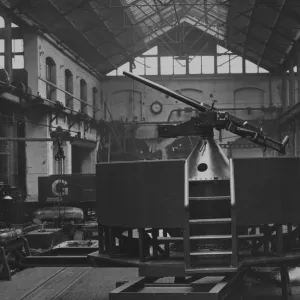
[[257, 0, 286, 66], [47, 0, 118, 70], [239, 0, 256, 58], [182, 0, 231, 40], [230, 24, 287, 56], [89, 2, 138, 64], [0, 1, 104, 78], [235, 7, 295, 42], [264, 1, 300, 23], [61, 0, 91, 16], [204, 0, 208, 24]]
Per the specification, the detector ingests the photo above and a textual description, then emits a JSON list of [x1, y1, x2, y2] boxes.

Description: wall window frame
[[92, 87, 98, 119], [80, 79, 87, 114], [46, 57, 56, 101], [65, 69, 73, 109]]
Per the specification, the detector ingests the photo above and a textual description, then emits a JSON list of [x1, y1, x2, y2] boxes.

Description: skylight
[[121, 0, 228, 43]]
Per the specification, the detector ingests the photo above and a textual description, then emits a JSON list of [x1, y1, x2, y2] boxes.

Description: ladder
[[184, 194, 238, 274]]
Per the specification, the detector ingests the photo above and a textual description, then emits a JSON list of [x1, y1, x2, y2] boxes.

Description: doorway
[[72, 145, 93, 174]]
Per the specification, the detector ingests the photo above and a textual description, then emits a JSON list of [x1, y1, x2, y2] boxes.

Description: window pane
[[11, 23, 18, 28], [0, 55, 4, 68], [107, 70, 117, 76], [117, 62, 130, 75], [217, 55, 230, 74], [132, 57, 145, 75], [294, 66, 297, 73], [12, 39, 24, 52], [230, 56, 243, 73], [189, 56, 201, 74], [217, 45, 231, 54], [202, 56, 214, 74], [145, 57, 158, 75], [0, 40, 4, 53], [174, 58, 186, 75], [245, 60, 258, 73], [12, 55, 24, 69], [0, 17, 4, 28], [142, 46, 158, 55], [258, 66, 269, 73], [160, 57, 173, 75]]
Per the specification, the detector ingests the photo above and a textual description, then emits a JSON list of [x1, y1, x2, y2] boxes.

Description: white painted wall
[[23, 34, 102, 202]]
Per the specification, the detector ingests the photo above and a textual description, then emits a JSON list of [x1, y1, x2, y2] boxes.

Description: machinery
[[20, 73, 300, 300]]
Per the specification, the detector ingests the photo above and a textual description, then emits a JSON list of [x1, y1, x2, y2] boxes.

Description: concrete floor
[[1, 267, 300, 299]]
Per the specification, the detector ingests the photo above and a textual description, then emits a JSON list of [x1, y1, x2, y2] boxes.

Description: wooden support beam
[[138, 228, 146, 262], [4, 21, 12, 83], [108, 227, 116, 258], [276, 225, 283, 257], [282, 72, 288, 111], [296, 42, 300, 104], [289, 59, 295, 107], [280, 264, 291, 300]]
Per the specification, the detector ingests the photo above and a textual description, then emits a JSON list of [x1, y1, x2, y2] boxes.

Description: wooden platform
[[1, 266, 300, 300], [88, 251, 300, 277]]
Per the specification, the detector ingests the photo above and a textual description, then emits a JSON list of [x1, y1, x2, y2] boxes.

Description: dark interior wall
[[72, 145, 93, 174], [233, 157, 300, 226], [72, 145, 82, 173], [96, 159, 187, 228]]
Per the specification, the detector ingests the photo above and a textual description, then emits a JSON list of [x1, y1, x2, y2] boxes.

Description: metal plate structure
[[231, 157, 300, 226], [96, 160, 188, 229]]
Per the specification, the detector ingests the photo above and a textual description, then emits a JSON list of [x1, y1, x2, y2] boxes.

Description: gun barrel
[[123, 71, 211, 112], [124, 71, 262, 131]]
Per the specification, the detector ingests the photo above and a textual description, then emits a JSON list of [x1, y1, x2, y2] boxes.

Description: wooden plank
[[190, 251, 232, 256], [280, 265, 289, 300], [96, 160, 187, 228], [111, 277, 146, 293], [139, 262, 185, 278], [189, 218, 231, 224], [183, 218, 191, 269], [230, 158, 238, 267], [185, 267, 238, 275], [276, 225, 283, 257], [163, 230, 170, 257], [189, 196, 231, 201], [138, 229, 146, 262], [208, 276, 226, 293]]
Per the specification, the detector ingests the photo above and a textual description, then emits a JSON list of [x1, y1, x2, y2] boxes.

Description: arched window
[[92, 87, 98, 119], [80, 79, 87, 113], [0, 17, 4, 28], [46, 57, 56, 100], [65, 69, 73, 109]]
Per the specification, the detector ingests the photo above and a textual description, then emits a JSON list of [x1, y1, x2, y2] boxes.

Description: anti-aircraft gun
[[123, 71, 290, 248], [123, 71, 288, 158]]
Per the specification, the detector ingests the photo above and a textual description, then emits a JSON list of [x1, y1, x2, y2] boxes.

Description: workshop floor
[[1, 267, 300, 300]]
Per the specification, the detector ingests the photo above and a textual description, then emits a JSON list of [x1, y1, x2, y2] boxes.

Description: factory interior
[[1, 0, 300, 299]]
